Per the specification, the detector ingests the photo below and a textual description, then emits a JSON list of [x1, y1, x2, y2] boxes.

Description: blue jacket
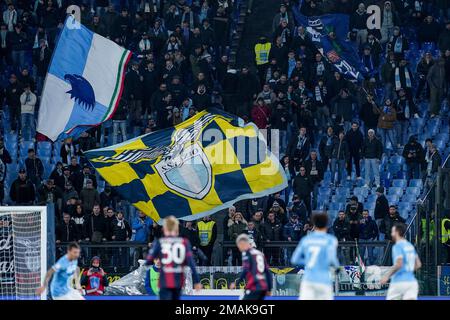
[[283, 220, 303, 241], [132, 216, 153, 243]]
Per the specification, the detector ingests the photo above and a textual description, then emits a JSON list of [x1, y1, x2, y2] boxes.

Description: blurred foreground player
[[229, 234, 272, 300], [36, 242, 84, 300], [381, 223, 422, 300], [291, 212, 339, 300], [145, 216, 202, 300]]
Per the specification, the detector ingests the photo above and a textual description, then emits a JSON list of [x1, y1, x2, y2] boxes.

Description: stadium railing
[[221, 240, 392, 266]]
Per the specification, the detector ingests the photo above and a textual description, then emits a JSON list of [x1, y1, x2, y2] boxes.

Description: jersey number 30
[[161, 243, 186, 265]]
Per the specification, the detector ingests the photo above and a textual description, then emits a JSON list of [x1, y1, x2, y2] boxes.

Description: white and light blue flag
[[37, 15, 132, 141]]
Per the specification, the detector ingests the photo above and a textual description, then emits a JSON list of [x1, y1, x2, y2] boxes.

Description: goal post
[[0, 206, 47, 300]]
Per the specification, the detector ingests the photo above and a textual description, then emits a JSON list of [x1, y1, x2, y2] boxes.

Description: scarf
[[395, 67, 411, 90], [34, 32, 48, 49], [182, 11, 195, 31], [394, 36, 402, 53], [116, 218, 125, 229], [315, 85, 326, 102]]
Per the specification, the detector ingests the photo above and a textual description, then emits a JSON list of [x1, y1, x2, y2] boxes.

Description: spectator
[[72, 204, 86, 239], [345, 121, 364, 180], [197, 215, 217, 266], [287, 126, 310, 175], [415, 52, 434, 100], [333, 210, 351, 241], [374, 186, 389, 232], [283, 213, 303, 242], [111, 211, 132, 241], [19, 83, 37, 141], [424, 143, 442, 186], [83, 204, 106, 242], [73, 165, 97, 193], [373, 98, 397, 153], [293, 166, 313, 215], [270, 201, 287, 225], [0, 137, 12, 166], [104, 208, 116, 241], [304, 150, 324, 210], [9, 168, 35, 205], [99, 185, 117, 209], [251, 209, 264, 233], [5, 73, 22, 133], [345, 196, 364, 216], [251, 97, 271, 130], [227, 212, 247, 242], [418, 15, 442, 47], [347, 203, 362, 241], [402, 135, 425, 180], [80, 179, 100, 213], [38, 178, 62, 207], [427, 58, 446, 118], [246, 220, 263, 249], [318, 126, 336, 171], [261, 211, 282, 265], [25, 148, 44, 187], [363, 129, 383, 188], [380, 205, 406, 240], [393, 88, 419, 147], [80, 256, 109, 296], [60, 138, 77, 165], [359, 209, 379, 265], [350, 3, 369, 45], [330, 130, 349, 186], [56, 212, 79, 243]]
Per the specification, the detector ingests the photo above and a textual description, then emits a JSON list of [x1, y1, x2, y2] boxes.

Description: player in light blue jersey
[[381, 222, 421, 300], [36, 242, 84, 300], [291, 212, 339, 300]]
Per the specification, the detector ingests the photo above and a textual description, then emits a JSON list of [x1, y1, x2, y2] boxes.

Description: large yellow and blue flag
[[85, 109, 287, 223]]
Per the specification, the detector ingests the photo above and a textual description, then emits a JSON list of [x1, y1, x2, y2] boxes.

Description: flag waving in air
[[37, 15, 132, 141], [85, 109, 287, 223]]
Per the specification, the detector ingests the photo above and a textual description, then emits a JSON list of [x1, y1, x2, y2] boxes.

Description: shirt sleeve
[[146, 239, 161, 265], [290, 240, 305, 266]]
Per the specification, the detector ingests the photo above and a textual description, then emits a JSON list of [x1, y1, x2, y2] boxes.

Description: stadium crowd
[[1, 0, 450, 273]]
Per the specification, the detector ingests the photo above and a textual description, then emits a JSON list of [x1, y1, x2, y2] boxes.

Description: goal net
[[0, 207, 47, 300]]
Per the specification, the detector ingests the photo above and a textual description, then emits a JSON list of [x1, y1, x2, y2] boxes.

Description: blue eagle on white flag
[[37, 15, 132, 142]]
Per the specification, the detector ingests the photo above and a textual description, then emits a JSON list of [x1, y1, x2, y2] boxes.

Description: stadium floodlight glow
[[0, 206, 47, 300]]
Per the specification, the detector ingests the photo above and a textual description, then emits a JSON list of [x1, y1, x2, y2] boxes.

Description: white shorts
[[53, 289, 85, 300], [386, 281, 418, 300], [299, 281, 334, 300]]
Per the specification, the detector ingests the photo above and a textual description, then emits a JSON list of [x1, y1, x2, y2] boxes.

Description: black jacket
[[83, 213, 107, 240], [359, 216, 379, 240], [261, 219, 282, 241], [331, 138, 350, 161], [111, 218, 132, 241], [304, 158, 324, 184], [402, 140, 425, 164], [345, 129, 364, 154], [56, 220, 79, 242], [319, 134, 337, 160], [333, 218, 351, 241], [374, 195, 389, 220], [362, 137, 383, 159], [380, 214, 406, 240], [10, 178, 35, 204], [293, 174, 313, 197]]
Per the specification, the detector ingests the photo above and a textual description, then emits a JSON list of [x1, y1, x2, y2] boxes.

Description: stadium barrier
[[221, 240, 392, 266]]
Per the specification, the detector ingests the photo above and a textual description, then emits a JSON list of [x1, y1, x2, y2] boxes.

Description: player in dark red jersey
[[145, 216, 202, 300], [230, 234, 273, 300]]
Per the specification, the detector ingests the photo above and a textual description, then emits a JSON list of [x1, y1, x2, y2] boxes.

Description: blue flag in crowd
[[292, 4, 366, 81], [37, 15, 132, 142]]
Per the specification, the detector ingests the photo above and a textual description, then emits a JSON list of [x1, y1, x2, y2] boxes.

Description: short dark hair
[[67, 242, 80, 251], [312, 211, 328, 228], [394, 222, 407, 237]]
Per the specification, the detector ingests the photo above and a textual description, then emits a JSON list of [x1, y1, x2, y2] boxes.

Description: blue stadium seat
[[317, 194, 330, 204], [335, 186, 350, 197], [398, 202, 412, 212], [353, 187, 369, 198], [331, 194, 347, 203], [319, 186, 331, 196], [402, 193, 418, 203], [399, 209, 410, 220], [329, 202, 344, 211], [364, 202, 376, 211], [409, 179, 423, 189], [386, 195, 400, 204], [390, 155, 404, 165], [406, 186, 421, 196], [327, 210, 338, 225], [388, 187, 403, 196], [366, 194, 377, 203], [391, 179, 407, 189]]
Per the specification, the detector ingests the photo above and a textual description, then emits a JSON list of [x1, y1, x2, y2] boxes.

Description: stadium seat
[[366, 194, 377, 203], [335, 186, 350, 197], [386, 195, 400, 204], [406, 187, 421, 197], [409, 179, 423, 189], [391, 179, 407, 189], [388, 187, 403, 196], [402, 193, 418, 203], [364, 202, 376, 211], [390, 155, 404, 165], [398, 202, 412, 212], [353, 187, 369, 198], [329, 202, 344, 211], [331, 194, 347, 203]]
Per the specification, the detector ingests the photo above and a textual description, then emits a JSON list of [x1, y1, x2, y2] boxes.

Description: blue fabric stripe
[[63, 101, 107, 133], [48, 21, 93, 81]]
